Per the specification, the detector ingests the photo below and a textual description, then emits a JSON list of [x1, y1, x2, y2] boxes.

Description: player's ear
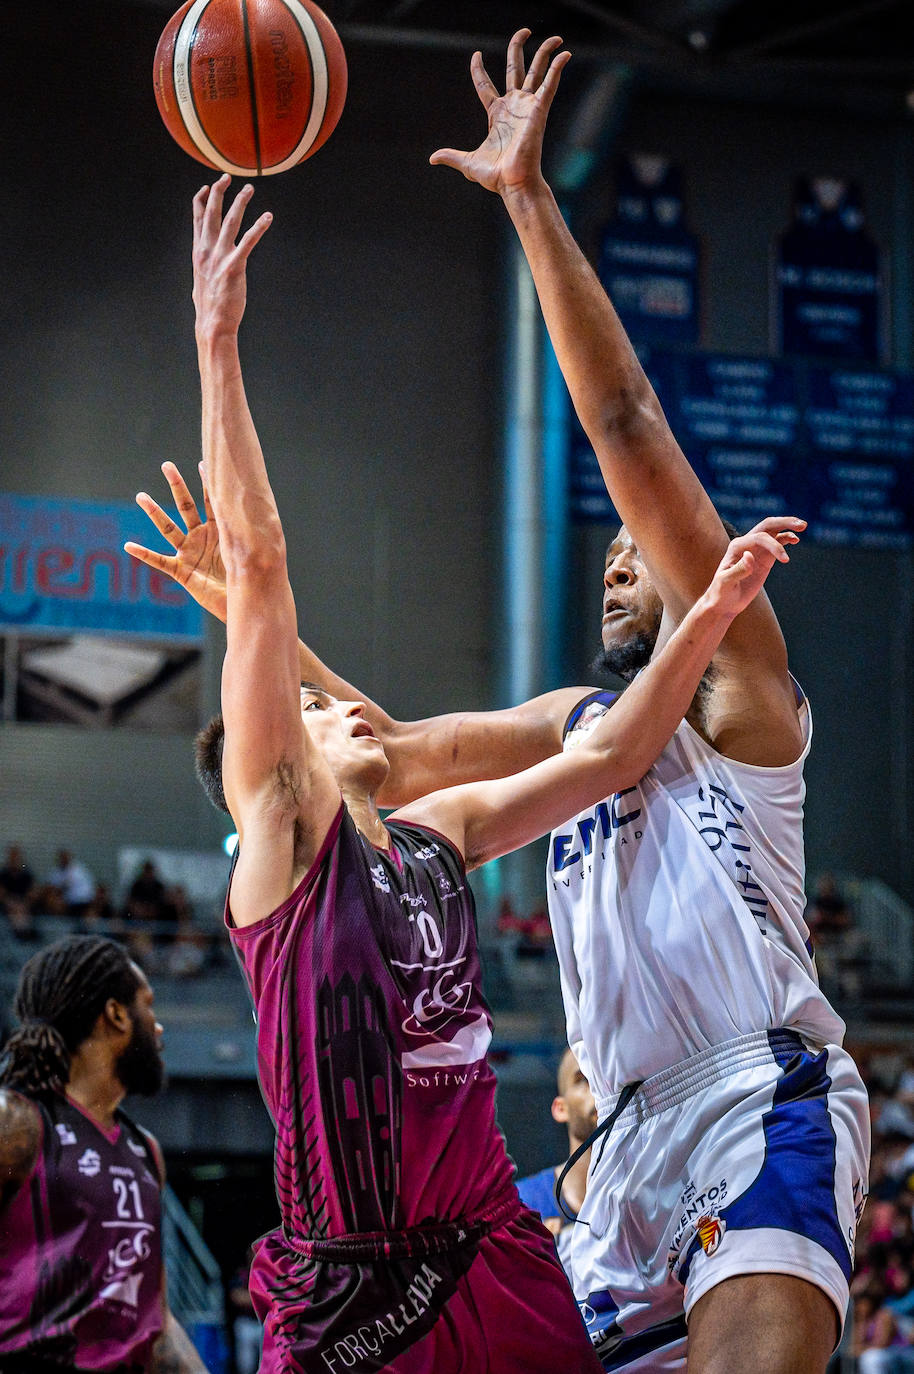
[[103, 997, 132, 1035], [551, 1094, 568, 1124]]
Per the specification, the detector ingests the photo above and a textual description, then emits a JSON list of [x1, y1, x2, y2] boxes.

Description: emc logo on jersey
[[552, 789, 643, 873]]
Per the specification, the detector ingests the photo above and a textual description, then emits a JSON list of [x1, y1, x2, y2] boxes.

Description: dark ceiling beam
[[336, 20, 911, 93], [386, 0, 427, 21], [338, 23, 516, 54], [723, 0, 904, 62], [555, 0, 685, 53]]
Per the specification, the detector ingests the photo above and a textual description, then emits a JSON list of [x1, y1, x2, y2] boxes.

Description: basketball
[[153, 0, 347, 176]]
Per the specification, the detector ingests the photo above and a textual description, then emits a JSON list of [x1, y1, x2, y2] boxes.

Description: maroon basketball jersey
[[228, 807, 516, 1245], [0, 1092, 163, 1371]]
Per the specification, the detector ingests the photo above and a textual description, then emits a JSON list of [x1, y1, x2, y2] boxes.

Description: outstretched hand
[[429, 28, 570, 195], [192, 175, 272, 338], [709, 516, 806, 618], [124, 462, 228, 622]]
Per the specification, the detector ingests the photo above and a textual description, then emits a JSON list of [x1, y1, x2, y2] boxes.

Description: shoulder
[[385, 807, 468, 872], [121, 1114, 166, 1187], [562, 689, 620, 745], [0, 1089, 43, 1199]]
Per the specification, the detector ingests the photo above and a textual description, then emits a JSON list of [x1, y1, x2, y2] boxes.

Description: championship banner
[[568, 354, 913, 548], [774, 177, 885, 362], [0, 493, 202, 642], [598, 155, 701, 346], [675, 356, 801, 526], [804, 366, 914, 549]]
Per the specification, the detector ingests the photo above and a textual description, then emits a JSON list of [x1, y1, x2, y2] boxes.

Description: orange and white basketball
[[153, 0, 348, 176]]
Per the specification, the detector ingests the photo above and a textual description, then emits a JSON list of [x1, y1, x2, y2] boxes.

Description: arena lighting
[[223, 833, 239, 857]]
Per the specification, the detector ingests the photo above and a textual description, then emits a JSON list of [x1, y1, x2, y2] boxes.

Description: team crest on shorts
[[696, 1214, 726, 1256]]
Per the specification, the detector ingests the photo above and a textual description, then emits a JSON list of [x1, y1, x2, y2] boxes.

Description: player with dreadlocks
[[0, 935, 209, 1373]]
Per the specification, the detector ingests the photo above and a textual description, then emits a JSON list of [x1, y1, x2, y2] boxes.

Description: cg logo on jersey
[[401, 970, 472, 1038]]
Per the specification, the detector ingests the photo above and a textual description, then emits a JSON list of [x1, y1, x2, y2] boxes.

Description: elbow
[[584, 742, 642, 797], [221, 522, 288, 583], [584, 355, 663, 447], [597, 388, 662, 447]]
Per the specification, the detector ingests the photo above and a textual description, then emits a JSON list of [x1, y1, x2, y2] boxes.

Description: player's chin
[[359, 750, 391, 790], [601, 617, 635, 654]]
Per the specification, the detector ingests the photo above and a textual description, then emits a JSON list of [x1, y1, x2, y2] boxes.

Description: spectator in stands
[[515, 1048, 597, 1274], [81, 881, 119, 933], [124, 859, 172, 959], [0, 844, 37, 939], [852, 1055, 914, 1372], [164, 885, 208, 978], [807, 871, 867, 1005], [44, 848, 96, 920], [877, 1058, 914, 1143], [852, 1282, 914, 1373], [496, 896, 553, 960]]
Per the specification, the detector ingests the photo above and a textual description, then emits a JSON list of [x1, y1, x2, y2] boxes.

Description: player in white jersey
[[431, 27, 871, 1374]]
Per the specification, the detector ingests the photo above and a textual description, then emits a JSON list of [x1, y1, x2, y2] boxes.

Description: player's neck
[[343, 788, 391, 853], [66, 1053, 125, 1131]]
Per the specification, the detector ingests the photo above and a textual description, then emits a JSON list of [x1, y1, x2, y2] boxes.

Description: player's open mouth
[[351, 722, 376, 739]]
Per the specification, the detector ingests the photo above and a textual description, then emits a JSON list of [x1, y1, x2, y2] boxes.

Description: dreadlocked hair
[[0, 935, 140, 1099]]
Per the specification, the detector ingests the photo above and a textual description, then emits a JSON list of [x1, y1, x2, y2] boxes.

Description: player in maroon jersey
[[0, 935, 208, 1373], [137, 174, 798, 1374]]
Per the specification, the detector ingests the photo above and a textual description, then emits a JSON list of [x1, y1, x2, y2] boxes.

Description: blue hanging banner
[[0, 493, 203, 641], [675, 356, 803, 527], [567, 352, 913, 548], [804, 366, 914, 549], [598, 155, 701, 346], [774, 177, 885, 362]]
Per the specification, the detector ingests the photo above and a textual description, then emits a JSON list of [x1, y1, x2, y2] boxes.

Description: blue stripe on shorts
[[679, 1030, 849, 1288]]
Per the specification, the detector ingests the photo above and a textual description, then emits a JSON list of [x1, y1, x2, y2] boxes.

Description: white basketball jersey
[[547, 688, 846, 1103]]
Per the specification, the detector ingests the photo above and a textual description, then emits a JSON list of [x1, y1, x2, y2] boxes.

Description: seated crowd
[[0, 843, 211, 978], [850, 1055, 914, 1371]]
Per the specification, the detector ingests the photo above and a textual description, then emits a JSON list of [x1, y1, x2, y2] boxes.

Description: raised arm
[[192, 177, 340, 925], [126, 460, 590, 806], [399, 518, 804, 868], [430, 33, 799, 757]]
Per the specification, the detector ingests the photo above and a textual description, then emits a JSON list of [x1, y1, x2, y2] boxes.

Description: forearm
[[501, 178, 722, 611], [502, 179, 661, 441], [197, 330, 285, 571], [150, 1311, 209, 1374]]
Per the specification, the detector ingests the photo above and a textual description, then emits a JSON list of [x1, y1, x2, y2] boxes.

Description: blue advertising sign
[[0, 493, 203, 641], [598, 155, 700, 346], [775, 177, 884, 362]]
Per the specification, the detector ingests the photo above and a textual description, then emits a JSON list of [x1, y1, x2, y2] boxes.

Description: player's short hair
[[0, 936, 142, 1098], [195, 712, 229, 813]]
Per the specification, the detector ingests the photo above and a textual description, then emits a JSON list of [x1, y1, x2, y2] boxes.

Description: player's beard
[[592, 630, 657, 684], [116, 1015, 165, 1097]]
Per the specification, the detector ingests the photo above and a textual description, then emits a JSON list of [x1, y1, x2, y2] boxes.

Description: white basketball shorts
[[569, 1028, 870, 1371]]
